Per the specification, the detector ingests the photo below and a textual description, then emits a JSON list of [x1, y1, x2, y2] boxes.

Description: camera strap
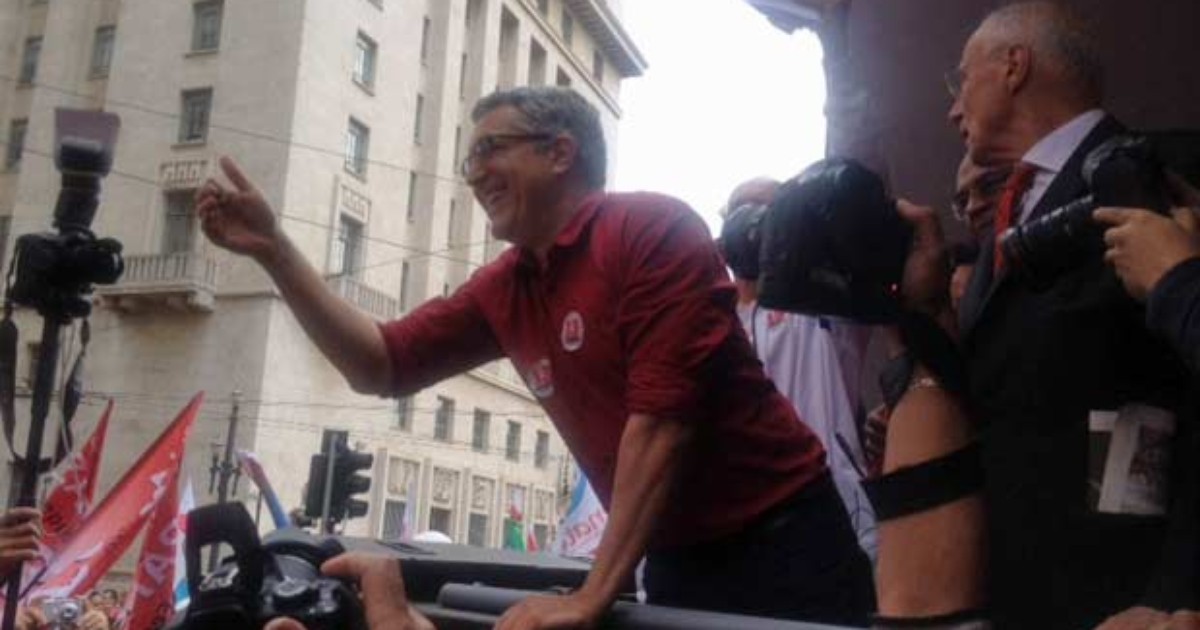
[[0, 302, 18, 461], [55, 320, 88, 462]]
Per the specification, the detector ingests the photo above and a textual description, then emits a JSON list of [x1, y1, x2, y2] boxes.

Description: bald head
[[726, 177, 780, 213], [973, 2, 1103, 104]]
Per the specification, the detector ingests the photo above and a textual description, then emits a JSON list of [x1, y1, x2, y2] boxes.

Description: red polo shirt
[[380, 191, 826, 548]]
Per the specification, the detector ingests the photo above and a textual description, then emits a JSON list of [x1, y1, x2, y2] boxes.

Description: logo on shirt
[[525, 358, 555, 399], [561, 311, 585, 353], [767, 310, 786, 329]]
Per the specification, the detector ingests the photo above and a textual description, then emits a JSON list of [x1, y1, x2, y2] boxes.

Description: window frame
[[178, 88, 214, 144], [191, 0, 224, 53]]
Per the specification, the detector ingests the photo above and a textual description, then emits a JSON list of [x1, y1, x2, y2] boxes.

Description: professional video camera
[[8, 110, 124, 321], [757, 157, 912, 323], [999, 135, 1171, 285], [169, 503, 367, 630]]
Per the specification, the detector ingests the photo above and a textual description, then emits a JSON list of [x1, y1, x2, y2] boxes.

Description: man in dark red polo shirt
[[196, 86, 874, 629]]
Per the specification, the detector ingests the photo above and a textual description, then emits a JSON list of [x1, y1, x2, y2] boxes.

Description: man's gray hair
[[977, 2, 1104, 102], [472, 87, 607, 188]]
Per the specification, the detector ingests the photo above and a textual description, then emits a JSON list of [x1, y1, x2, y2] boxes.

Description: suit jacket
[[958, 116, 1194, 629]]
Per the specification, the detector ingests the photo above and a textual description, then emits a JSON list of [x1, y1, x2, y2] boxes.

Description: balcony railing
[[97, 251, 219, 312], [327, 274, 399, 321]]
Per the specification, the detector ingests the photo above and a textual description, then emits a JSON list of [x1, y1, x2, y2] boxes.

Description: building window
[[468, 513, 489, 547], [163, 191, 196, 253], [535, 431, 549, 469], [561, 11, 574, 46], [406, 172, 418, 222], [353, 32, 377, 88], [529, 40, 547, 87], [332, 214, 364, 277], [345, 118, 369, 177], [448, 199, 457, 245], [396, 396, 413, 431], [556, 68, 570, 88], [537, 0, 549, 16], [459, 54, 469, 100], [90, 26, 115, 78], [413, 94, 424, 144], [5, 120, 27, 170], [434, 396, 454, 442], [429, 507, 452, 537], [382, 499, 407, 539], [179, 88, 213, 143], [472, 409, 490, 453], [19, 38, 42, 84], [592, 50, 604, 83], [533, 523, 549, 550], [192, 0, 223, 51], [505, 421, 521, 462], [399, 261, 411, 312], [420, 17, 431, 64]]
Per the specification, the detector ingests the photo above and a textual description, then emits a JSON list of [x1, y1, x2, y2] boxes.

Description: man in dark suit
[[949, 3, 1194, 628]]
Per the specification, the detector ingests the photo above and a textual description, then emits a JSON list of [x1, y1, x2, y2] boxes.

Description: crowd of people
[[5, 1, 1200, 629]]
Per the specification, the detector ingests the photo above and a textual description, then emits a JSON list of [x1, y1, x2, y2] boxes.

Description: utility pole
[[207, 390, 242, 570]]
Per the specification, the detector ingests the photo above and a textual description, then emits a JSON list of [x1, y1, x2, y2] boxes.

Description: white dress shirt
[[1018, 108, 1106, 223]]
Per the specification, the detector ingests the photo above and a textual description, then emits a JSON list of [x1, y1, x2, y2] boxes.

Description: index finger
[[322, 553, 409, 607], [219, 156, 255, 193], [1093, 207, 1140, 226], [0, 507, 41, 526]]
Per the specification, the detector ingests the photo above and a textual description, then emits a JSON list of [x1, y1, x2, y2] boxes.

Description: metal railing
[[327, 274, 399, 320], [113, 252, 219, 291]]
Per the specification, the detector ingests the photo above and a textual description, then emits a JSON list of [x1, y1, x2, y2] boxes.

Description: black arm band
[[863, 441, 983, 522]]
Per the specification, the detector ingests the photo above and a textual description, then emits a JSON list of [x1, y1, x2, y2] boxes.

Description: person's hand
[[495, 592, 604, 630], [1094, 206, 1200, 301], [196, 156, 283, 263], [895, 200, 951, 320], [1096, 606, 1171, 630], [323, 552, 433, 630], [13, 606, 46, 630], [1152, 610, 1200, 630], [0, 507, 42, 577], [78, 608, 111, 630]]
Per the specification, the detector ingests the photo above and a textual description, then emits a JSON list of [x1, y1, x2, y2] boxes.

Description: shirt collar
[[516, 191, 606, 271], [1022, 108, 1106, 174]]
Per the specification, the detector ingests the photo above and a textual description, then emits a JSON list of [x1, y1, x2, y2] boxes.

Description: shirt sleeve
[[1146, 256, 1200, 373], [378, 285, 503, 396], [616, 201, 738, 420]]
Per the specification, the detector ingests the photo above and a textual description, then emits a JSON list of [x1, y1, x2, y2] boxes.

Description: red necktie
[[992, 162, 1037, 274]]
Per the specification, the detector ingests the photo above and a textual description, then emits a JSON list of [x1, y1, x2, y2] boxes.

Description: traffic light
[[302, 452, 329, 519], [330, 443, 373, 522]]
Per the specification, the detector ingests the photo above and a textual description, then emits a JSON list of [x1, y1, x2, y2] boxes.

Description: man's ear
[[547, 133, 579, 176], [1003, 44, 1032, 95]]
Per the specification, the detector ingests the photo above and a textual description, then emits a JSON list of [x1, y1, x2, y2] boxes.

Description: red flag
[[41, 400, 113, 553], [25, 393, 203, 601], [123, 459, 184, 630]]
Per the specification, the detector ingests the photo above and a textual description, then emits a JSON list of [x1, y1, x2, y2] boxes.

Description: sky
[[613, 0, 828, 235]]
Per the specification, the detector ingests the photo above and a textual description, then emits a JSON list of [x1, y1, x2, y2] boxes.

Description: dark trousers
[[644, 474, 876, 626]]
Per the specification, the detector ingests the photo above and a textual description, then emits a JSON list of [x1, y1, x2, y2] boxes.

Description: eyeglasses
[[459, 133, 553, 177], [944, 68, 966, 99], [951, 167, 1012, 221]]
